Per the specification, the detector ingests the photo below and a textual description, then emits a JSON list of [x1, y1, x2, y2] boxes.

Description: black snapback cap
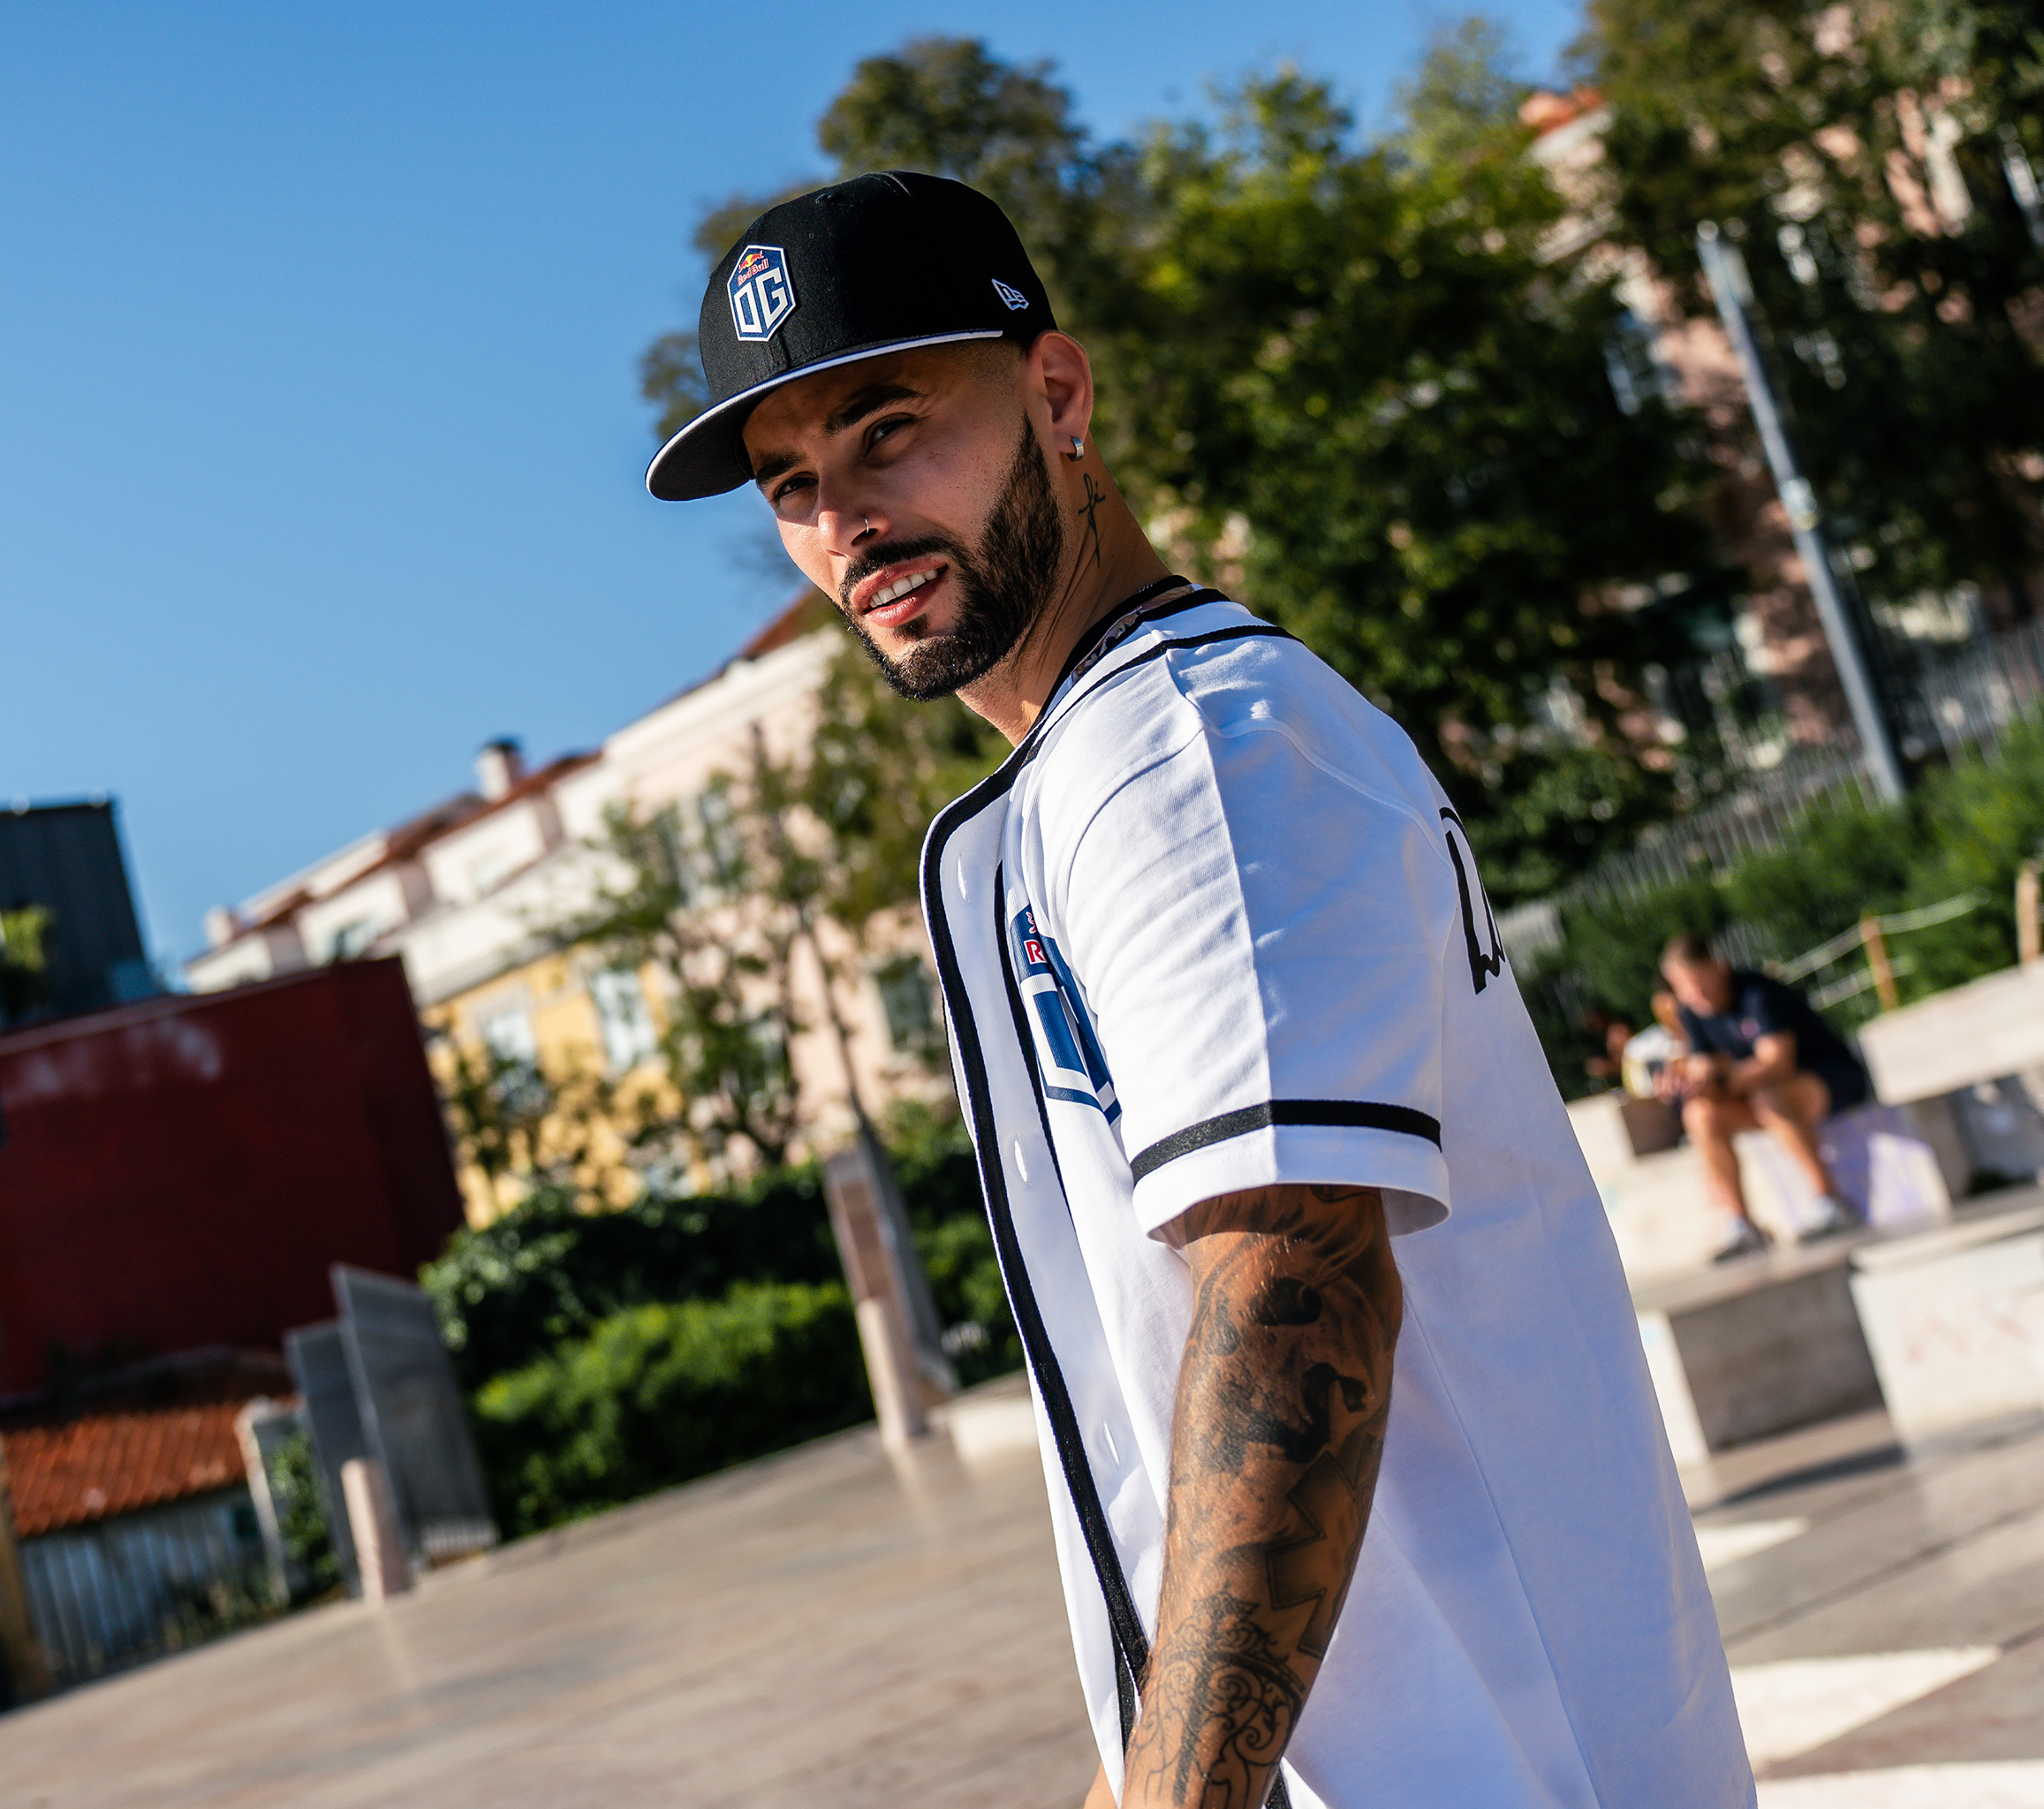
[[646, 170, 1057, 502]]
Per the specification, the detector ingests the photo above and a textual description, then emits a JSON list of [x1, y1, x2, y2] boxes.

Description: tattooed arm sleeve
[[1121, 1183, 1403, 1809]]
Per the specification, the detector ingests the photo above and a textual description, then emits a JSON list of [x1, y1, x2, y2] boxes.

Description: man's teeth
[[872, 568, 938, 607]]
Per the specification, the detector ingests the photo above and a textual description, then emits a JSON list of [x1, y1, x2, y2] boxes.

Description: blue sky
[[1, 1, 1581, 967]]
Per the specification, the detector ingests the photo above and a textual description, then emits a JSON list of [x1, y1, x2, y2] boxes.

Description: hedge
[[472, 1281, 869, 1535]]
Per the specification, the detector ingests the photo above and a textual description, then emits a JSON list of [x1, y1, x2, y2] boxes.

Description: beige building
[[188, 599, 948, 1223]]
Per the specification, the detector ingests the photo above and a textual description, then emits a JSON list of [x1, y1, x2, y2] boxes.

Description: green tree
[[799, 640, 1008, 929], [1082, 49, 1713, 899], [647, 31, 1724, 903], [0, 904, 51, 1026], [1578, 0, 2044, 621], [266, 1428, 341, 1601], [554, 776, 806, 1178]]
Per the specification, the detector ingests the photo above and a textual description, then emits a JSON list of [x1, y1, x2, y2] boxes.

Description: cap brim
[[645, 329, 1008, 502]]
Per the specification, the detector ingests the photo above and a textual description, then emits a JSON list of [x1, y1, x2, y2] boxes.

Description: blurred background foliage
[[424, 1108, 1011, 1535], [1532, 709, 2044, 1094], [648, 25, 1722, 907]]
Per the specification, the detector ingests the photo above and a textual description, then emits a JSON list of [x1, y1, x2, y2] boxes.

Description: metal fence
[[1557, 615, 2044, 917], [18, 1487, 269, 1690]]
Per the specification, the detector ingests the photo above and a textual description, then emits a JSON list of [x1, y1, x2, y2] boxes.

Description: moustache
[[839, 534, 965, 612]]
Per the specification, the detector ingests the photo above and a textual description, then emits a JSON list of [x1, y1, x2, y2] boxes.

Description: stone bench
[[1631, 1238, 1889, 1465], [1846, 1194, 2044, 1444], [1566, 1094, 1954, 1288]]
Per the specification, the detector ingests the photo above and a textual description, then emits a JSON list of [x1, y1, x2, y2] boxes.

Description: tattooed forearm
[[1124, 1184, 1402, 1809]]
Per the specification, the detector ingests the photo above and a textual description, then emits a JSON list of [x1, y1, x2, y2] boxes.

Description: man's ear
[[1027, 332, 1095, 448]]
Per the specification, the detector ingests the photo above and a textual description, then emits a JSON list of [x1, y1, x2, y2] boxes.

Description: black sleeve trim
[[1130, 1099, 1443, 1182]]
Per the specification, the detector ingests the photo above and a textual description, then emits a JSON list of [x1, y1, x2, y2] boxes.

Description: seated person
[[1581, 1005, 1633, 1090], [1621, 989, 1686, 1101], [1659, 933, 1870, 1259]]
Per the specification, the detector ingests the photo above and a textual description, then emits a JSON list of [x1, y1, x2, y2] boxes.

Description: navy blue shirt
[[1677, 969, 1868, 1113]]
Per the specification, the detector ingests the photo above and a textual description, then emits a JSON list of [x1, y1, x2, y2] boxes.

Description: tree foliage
[[646, 29, 1722, 902], [1578, 0, 2044, 614], [555, 768, 810, 1177], [420, 1173, 841, 1390], [800, 640, 1008, 927], [0, 904, 51, 1026], [472, 1281, 870, 1534]]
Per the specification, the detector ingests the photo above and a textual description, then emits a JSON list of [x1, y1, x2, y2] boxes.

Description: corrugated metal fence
[[18, 1487, 269, 1689]]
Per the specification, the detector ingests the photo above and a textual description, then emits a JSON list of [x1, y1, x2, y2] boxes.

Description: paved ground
[[3, 1377, 2041, 1806]]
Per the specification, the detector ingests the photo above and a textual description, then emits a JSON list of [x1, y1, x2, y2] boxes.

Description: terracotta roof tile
[[2, 1401, 250, 1536], [0, 1349, 292, 1538]]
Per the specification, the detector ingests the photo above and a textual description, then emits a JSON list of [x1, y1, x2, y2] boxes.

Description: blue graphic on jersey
[[1010, 904, 1119, 1119]]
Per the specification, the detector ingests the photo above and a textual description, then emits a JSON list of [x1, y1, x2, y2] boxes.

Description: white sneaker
[[1712, 1218, 1771, 1263], [1798, 1194, 1859, 1244]]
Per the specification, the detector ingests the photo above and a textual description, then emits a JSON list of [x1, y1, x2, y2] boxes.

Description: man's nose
[[818, 488, 885, 560]]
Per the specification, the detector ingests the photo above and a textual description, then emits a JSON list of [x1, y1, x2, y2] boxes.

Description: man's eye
[[770, 474, 814, 506], [867, 413, 917, 450]]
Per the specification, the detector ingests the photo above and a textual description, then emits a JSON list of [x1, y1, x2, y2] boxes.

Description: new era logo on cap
[[991, 277, 1030, 311], [728, 244, 797, 343]]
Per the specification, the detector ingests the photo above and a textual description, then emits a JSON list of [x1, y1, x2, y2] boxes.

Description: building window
[[328, 918, 379, 961], [589, 969, 658, 1074], [874, 957, 935, 1052], [476, 1005, 537, 1068]]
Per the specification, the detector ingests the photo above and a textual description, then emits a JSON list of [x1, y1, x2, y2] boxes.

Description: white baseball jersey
[[920, 584, 1753, 1808]]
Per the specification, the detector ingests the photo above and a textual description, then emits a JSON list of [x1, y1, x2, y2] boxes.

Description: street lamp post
[[1696, 221, 1909, 803]]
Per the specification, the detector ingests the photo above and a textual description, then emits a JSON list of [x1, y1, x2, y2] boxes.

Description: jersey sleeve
[[1054, 715, 1457, 1240]]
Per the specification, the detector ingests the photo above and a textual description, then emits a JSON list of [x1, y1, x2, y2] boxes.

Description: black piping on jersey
[[920, 601, 1306, 1800], [1041, 574, 1222, 700], [990, 862, 1144, 1747], [1130, 1099, 1443, 1183], [921, 759, 1152, 1742], [1011, 620, 1299, 790], [1439, 806, 1505, 995]]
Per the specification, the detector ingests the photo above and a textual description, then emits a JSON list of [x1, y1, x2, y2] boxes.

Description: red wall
[[0, 959, 466, 1394]]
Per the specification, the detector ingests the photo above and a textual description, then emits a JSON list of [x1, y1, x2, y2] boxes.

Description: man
[[647, 171, 1751, 1809], [1661, 933, 1869, 1259]]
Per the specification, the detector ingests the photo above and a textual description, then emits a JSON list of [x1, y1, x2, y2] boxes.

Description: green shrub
[[889, 1102, 1022, 1385], [268, 1427, 341, 1601], [472, 1281, 869, 1535], [422, 1173, 841, 1391], [420, 1107, 1026, 1540]]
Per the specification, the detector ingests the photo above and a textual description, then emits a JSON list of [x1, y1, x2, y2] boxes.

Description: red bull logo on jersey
[[1009, 903, 1118, 1120], [727, 243, 797, 344]]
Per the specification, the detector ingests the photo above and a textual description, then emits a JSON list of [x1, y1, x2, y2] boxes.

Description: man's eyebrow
[[751, 382, 927, 489]]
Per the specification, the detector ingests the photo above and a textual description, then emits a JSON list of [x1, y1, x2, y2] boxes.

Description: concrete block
[[1858, 962, 2044, 1104], [1567, 1094, 1722, 1283], [1635, 1309, 1708, 1467], [1635, 1250, 1886, 1454], [1848, 1200, 2044, 1442], [341, 1458, 413, 1602]]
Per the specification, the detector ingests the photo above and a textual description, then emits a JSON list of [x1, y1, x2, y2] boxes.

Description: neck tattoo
[[1078, 472, 1108, 571]]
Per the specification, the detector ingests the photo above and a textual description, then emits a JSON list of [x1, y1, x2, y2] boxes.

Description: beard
[[838, 417, 1066, 701]]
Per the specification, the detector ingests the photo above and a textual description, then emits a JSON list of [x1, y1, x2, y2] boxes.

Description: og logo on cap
[[728, 244, 797, 343]]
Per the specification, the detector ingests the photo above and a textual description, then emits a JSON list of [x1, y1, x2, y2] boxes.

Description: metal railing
[[1558, 615, 2044, 916]]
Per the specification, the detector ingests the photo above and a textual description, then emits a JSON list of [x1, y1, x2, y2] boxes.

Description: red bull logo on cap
[[727, 243, 797, 344]]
